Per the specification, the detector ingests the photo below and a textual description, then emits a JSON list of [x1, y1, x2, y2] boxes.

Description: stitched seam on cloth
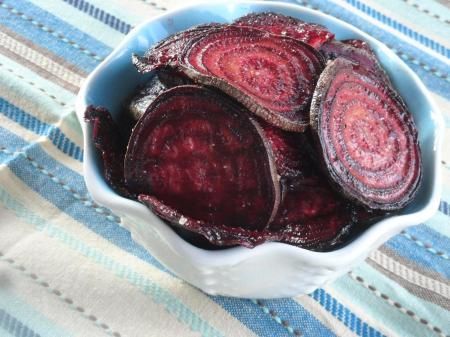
[[309, 289, 385, 337], [401, 0, 450, 24], [0, 30, 83, 88], [349, 272, 450, 337], [296, 0, 450, 81], [401, 231, 450, 260], [62, 0, 133, 34], [0, 101, 83, 161], [344, 0, 450, 57], [0, 1, 104, 61], [0, 308, 42, 337], [0, 188, 225, 337], [369, 250, 450, 299], [0, 61, 68, 107], [0, 253, 121, 337], [251, 300, 302, 336], [137, 0, 167, 10], [0, 147, 117, 222]]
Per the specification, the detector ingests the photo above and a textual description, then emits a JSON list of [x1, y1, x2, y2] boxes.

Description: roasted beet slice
[[128, 69, 191, 120], [125, 85, 280, 230], [310, 58, 422, 210], [179, 25, 325, 131], [320, 40, 390, 84], [84, 106, 131, 198], [234, 12, 334, 49], [132, 24, 221, 74]]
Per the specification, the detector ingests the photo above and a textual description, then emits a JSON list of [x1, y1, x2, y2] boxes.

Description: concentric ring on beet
[[124, 85, 280, 230], [310, 58, 422, 210], [180, 25, 325, 132]]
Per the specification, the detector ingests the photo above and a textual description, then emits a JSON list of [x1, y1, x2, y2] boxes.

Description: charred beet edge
[[124, 85, 280, 231], [84, 106, 132, 198], [310, 58, 422, 210], [128, 69, 191, 121], [132, 24, 222, 74], [233, 12, 334, 49], [179, 25, 325, 132], [319, 39, 391, 84]]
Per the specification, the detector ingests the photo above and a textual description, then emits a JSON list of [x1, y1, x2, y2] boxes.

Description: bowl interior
[[77, 1, 442, 255]]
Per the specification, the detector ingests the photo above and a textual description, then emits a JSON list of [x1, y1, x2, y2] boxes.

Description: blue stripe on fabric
[[262, 298, 339, 337], [290, 0, 450, 99], [0, 0, 111, 71], [0, 127, 167, 272], [310, 289, 385, 337], [404, 225, 450, 259], [385, 225, 450, 278], [0, 98, 83, 162], [62, 0, 133, 34], [212, 298, 308, 337], [346, 0, 450, 58], [0, 309, 41, 337], [439, 200, 449, 216]]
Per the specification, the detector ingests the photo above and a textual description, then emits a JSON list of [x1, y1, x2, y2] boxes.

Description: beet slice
[[84, 106, 131, 198], [132, 24, 221, 74], [125, 85, 280, 230], [234, 12, 334, 49], [319, 39, 390, 84], [179, 25, 325, 131], [128, 69, 191, 121], [310, 58, 422, 210]]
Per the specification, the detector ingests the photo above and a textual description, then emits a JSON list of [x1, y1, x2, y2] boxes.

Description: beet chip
[[125, 85, 280, 230], [310, 58, 422, 210]]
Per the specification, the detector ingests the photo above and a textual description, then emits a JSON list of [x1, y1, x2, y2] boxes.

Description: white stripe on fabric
[[0, 168, 259, 337], [369, 250, 450, 299], [0, 30, 84, 88]]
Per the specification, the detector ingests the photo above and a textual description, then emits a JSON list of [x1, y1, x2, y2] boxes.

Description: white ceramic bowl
[[76, 1, 444, 298]]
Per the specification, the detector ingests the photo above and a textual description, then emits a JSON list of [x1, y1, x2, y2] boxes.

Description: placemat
[[0, 0, 449, 336]]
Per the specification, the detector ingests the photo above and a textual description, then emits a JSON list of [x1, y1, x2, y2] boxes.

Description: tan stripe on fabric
[[0, 44, 78, 94], [368, 248, 450, 311], [0, 24, 88, 78]]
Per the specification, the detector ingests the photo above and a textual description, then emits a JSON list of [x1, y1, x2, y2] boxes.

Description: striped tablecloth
[[0, 1, 449, 336]]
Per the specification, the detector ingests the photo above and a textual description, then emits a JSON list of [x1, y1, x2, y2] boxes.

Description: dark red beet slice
[[259, 122, 374, 250], [132, 24, 221, 74], [179, 25, 325, 131], [84, 106, 132, 198], [310, 58, 422, 210], [234, 12, 334, 49], [319, 40, 390, 84], [128, 69, 191, 120], [125, 85, 280, 230]]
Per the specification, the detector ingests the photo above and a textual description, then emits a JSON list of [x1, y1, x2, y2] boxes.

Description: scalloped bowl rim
[[76, 2, 444, 276]]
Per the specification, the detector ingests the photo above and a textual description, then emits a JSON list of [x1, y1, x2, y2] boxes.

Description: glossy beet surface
[[233, 12, 334, 48], [124, 85, 280, 230], [310, 58, 422, 210]]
